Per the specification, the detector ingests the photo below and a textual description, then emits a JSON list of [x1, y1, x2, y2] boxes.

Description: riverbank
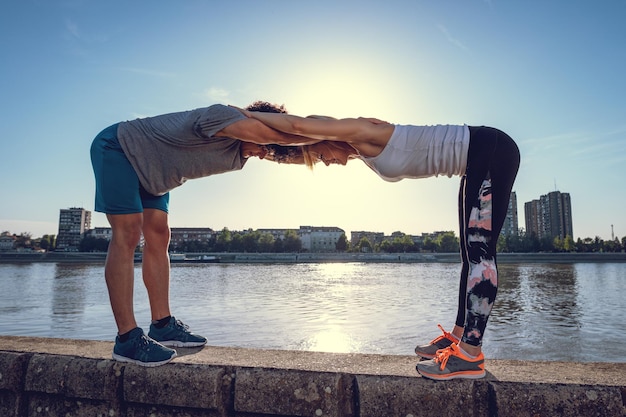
[[1, 336, 624, 417], [1, 251, 626, 264]]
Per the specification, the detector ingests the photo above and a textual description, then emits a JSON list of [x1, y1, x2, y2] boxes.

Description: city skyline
[[2, 2, 625, 241], [10, 187, 624, 244]]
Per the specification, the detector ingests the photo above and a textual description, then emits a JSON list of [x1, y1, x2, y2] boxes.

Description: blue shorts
[[90, 123, 169, 214]]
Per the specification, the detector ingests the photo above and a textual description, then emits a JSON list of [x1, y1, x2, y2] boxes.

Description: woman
[[235, 107, 520, 380]]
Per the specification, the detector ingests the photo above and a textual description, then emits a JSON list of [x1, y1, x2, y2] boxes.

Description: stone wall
[[0, 336, 624, 417]]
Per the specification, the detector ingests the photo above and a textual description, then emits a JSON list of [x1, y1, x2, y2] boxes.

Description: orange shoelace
[[433, 344, 462, 370], [429, 324, 455, 344]]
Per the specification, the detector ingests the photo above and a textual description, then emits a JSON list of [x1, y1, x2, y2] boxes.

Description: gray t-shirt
[[117, 104, 246, 195]]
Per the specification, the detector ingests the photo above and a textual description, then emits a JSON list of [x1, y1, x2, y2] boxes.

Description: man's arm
[[214, 118, 321, 146], [235, 107, 393, 147]]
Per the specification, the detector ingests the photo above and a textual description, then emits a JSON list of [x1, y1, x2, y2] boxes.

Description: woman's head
[[305, 141, 358, 166], [260, 142, 357, 168]]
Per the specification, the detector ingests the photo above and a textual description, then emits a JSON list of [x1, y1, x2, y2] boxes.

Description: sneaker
[[416, 344, 486, 380], [148, 316, 207, 348], [112, 327, 177, 367], [414, 324, 458, 359]]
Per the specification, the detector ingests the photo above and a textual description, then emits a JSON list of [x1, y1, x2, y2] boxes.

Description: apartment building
[[298, 226, 346, 252], [170, 227, 214, 247], [56, 207, 91, 251], [350, 231, 385, 247], [501, 191, 519, 236], [525, 191, 573, 240]]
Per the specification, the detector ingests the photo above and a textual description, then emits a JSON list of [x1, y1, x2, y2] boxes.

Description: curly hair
[[244, 101, 315, 167], [245, 101, 288, 114]]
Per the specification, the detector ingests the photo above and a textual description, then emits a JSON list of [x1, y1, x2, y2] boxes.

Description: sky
[[1, 0, 625, 241]]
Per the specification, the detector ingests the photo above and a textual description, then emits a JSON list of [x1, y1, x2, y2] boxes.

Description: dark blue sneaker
[[148, 316, 207, 348], [112, 327, 177, 367]]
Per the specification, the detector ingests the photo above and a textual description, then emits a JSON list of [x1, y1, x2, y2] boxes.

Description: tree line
[[3, 229, 625, 254]]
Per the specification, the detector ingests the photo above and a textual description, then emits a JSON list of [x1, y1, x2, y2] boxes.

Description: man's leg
[[142, 208, 208, 348], [141, 208, 172, 322], [105, 212, 143, 335]]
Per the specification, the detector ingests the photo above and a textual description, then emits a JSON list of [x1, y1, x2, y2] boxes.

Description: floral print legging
[[456, 126, 520, 346]]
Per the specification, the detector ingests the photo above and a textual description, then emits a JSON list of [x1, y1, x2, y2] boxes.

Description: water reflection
[[486, 264, 583, 360], [52, 264, 89, 315], [0, 262, 624, 362], [50, 264, 90, 334]]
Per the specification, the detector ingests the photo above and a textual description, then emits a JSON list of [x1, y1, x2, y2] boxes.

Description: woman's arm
[[233, 106, 393, 156], [215, 118, 321, 146]]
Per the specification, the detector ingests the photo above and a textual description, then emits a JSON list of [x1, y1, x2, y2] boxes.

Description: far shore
[[1, 251, 625, 264]]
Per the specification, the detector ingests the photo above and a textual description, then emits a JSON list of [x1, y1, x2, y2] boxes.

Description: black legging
[[455, 126, 520, 346]]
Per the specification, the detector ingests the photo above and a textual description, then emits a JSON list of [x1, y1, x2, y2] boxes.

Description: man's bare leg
[[105, 213, 143, 335], [141, 208, 171, 322]]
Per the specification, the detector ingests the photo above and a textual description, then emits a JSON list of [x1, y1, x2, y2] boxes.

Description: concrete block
[[27, 392, 114, 417], [357, 375, 490, 417], [126, 403, 222, 417], [234, 368, 354, 417], [24, 353, 72, 394], [491, 382, 625, 417], [61, 357, 119, 401], [123, 363, 231, 412], [0, 391, 19, 417], [0, 351, 30, 391], [0, 351, 31, 417]]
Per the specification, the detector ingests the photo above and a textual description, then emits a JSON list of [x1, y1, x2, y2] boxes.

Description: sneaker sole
[[157, 340, 207, 348], [112, 351, 177, 367], [417, 368, 486, 381]]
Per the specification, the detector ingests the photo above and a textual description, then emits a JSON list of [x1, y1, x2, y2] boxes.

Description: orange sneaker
[[414, 324, 459, 359], [416, 344, 486, 380]]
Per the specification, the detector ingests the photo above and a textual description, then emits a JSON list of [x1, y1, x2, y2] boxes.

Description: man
[[90, 102, 315, 366]]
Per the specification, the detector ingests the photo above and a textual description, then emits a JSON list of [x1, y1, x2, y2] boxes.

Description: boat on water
[[169, 253, 220, 263]]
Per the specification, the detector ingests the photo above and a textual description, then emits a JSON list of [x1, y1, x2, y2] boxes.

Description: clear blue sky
[[1, 1, 625, 241]]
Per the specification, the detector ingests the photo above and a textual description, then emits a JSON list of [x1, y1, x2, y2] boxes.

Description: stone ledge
[[0, 336, 624, 417]]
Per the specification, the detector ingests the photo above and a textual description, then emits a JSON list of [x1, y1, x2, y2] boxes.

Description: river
[[0, 262, 624, 362]]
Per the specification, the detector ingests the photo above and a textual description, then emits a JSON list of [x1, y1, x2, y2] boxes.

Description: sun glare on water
[[305, 327, 360, 353]]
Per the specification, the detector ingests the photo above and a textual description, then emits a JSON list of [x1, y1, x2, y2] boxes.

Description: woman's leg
[[450, 176, 469, 340], [461, 127, 520, 349]]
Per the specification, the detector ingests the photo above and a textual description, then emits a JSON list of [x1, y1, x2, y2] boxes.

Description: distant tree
[[356, 237, 372, 253], [39, 235, 52, 251], [377, 239, 391, 253], [273, 237, 284, 253], [79, 236, 109, 252], [436, 232, 458, 252], [603, 237, 622, 253], [15, 233, 33, 249], [390, 234, 416, 252], [242, 230, 260, 252], [335, 233, 349, 252], [230, 233, 244, 252], [563, 235, 575, 252], [214, 227, 232, 252], [594, 236, 604, 252], [283, 230, 302, 252], [422, 236, 437, 252], [258, 232, 275, 252]]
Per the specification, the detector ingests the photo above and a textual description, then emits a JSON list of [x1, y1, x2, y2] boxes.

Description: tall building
[[56, 207, 91, 251], [501, 191, 519, 236], [524, 191, 573, 240]]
